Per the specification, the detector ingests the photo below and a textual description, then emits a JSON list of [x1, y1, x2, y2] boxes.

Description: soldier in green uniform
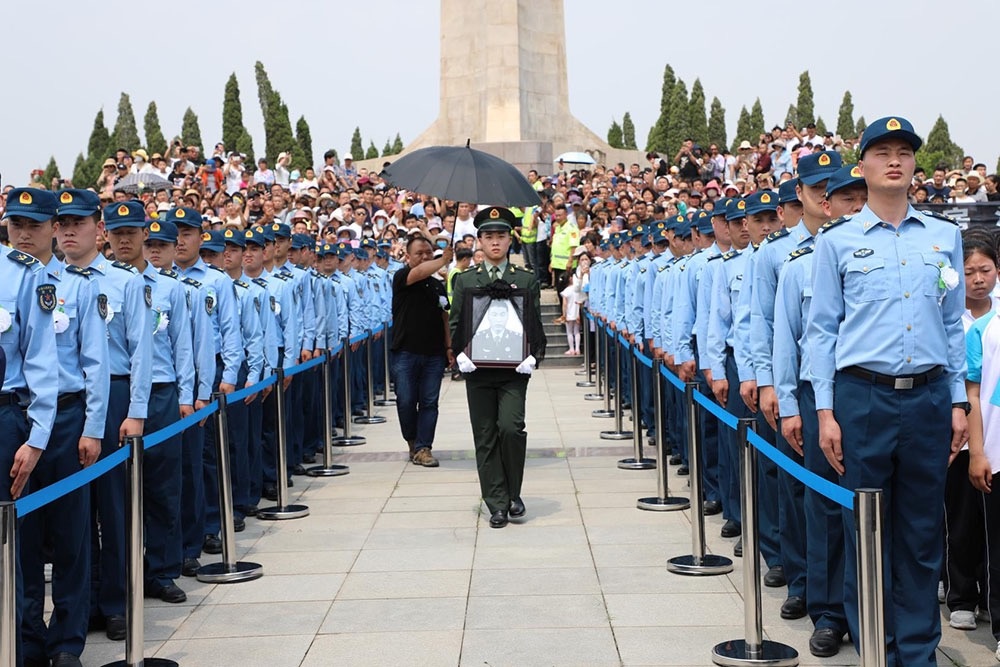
[[450, 206, 546, 528]]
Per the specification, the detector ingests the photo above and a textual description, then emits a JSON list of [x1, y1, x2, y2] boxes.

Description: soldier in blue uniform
[[807, 116, 967, 665], [290, 234, 326, 466], [3, 189, 83, 666], [77, 201, 151, 641], [108, 208, 194, 604], [348, 248, 375, 416]]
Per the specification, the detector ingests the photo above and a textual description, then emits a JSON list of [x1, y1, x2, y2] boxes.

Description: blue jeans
[[392, 351, 446, 450]]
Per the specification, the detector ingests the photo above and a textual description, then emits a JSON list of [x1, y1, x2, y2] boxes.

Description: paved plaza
[[75, 365, 995, 666]]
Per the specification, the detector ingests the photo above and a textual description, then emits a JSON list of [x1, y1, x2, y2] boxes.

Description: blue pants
[[285, 365, 305, 468], [302, 365, 323, 455], [721, 352, 746, 525], [332, 350, 345, 425], [372, 335, 386, 395], [22, 396, 90, 662], [246, 394, 263, 507], [350, 345, 367, 413], [753, 414, 782, 570], [775, 413, 807, 599], [393, 351, 446, 450], [695, 365, 721, 504], [180, 369, 208, 561], [261, 383, 279, 486], [144, 383, 183, 587], [206, 363, 248, 534], [799, 382, 848, 634], [92, 378, 130, 617], [836, 371, 950, 667], [637, 351, 654, 439]]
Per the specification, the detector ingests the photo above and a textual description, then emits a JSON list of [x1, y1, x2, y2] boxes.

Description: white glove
[[456, 352, 477, 373], [515, 354, 537, 375]]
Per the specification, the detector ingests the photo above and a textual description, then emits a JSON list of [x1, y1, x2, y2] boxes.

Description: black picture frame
[[463, 288, 530, 368]]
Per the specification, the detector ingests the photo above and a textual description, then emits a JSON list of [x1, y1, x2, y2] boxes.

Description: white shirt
[[453, 216, 477, 241]]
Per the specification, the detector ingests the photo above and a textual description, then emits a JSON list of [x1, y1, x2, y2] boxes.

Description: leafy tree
[[645, 64, 675, 152], [222, 73, 246, 152], [749, 98, 765, 141], [916, 115, 964, 173], [110, 92, 140, 152], [784, 104, 798, 129], [350, 127, 364, 159], [382, 139, 392, 156], [836, 90, 855, 138], [294, 116, 313, 170], [732, 105, 751, 153], [42, 156, 61, 186], [71, 153, 87, 187], [391, 133, 404, 154], [82, 108, 111, 187], [796, 71, 815, 127], [687, 79, 708, 147], [365, 141, 379, 160], [254, 61, 274, 119], [180, 107, 204, 155], [855, 116, 867, 136], [235, 128, 255, 166], [143, 101, 167, 156], [607, 119, 623, 148], [815, 116, 828, 137], [621, 112, 637, 150], [264, 92, 295, 166], [707, 97, 727, 150], [664, 78, 689, 158]]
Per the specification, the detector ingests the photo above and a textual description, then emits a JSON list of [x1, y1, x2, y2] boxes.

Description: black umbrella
[[113, 172, 173, 194], [380, 141, 541, 208]]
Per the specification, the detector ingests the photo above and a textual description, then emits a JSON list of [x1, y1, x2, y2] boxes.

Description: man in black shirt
[[391, 236, 454, 466]]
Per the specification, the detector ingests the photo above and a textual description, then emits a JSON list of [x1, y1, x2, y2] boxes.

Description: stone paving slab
[[71, 366, 993, 666]]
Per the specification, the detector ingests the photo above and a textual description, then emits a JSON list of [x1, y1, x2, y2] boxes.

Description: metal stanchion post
[[102, 437, 177, 667], [197, 394, 265, 583], [586, 321, 607, 404], [576, 309, 595, 384], [353, 331, 386, 425], [856, 489, 886, 667], [333, 336, 366, 446], [257, 367, 310, 520], [0, 502, 16, 667], [374, 321, 395, 407], [638, 362, 689, 511], [711, 418, 797, 666], [308, 353, 351, 477], [668, 387, 734, 575], [601, 337, 632, 440], [619, 345, 655, 468]]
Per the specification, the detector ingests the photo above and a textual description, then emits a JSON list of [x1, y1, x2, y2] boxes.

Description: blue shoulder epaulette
[[921, 209, 958, 225], [706, 253, 724, 262], [182, 277, 202, 288], [111, 260, 136, 273], [65, 265, 91, 277], [208, 264, 225, 273], [820, 215, 851, 233], [722, 250, 739, 261], [234, 279, 249, 289], [159, 268, 179, 279], [273, 272, 290, 281], [788, 246, 814, 262], [766, 227, 790, 242], [252, 278, 268, 288]]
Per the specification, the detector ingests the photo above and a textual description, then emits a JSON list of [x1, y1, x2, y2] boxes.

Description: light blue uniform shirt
[[624, 253, 651, 337], [644, 251, 672, 344], [695, 252, 726, 370], [177, 259, 243, 386], [611, 259, 630, 327], [233, 277, 265, 383], [649, 256, 679, 350], [0, 250, 58, 448], [806, 205, 967, 410], [249, 276, 279, 376], [48, 258, 110, 439], [262, 269, 299, 369], [143, 264, 195, 406], [309, 270, 328, 350], [673, 243, 719, 364], [664, 252, 698, 357], [706, 247, 750, 380], [282, 261, 315, 353], [773, 247, 814, 418], [733, 244, 761, 382], [347, 267, 373, 336], [89, 257, 152, 420], [177, 274, 217, 402], [325, 272, 349, 345]]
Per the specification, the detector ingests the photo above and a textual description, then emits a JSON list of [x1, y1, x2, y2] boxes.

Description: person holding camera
[[223, 153, 244, 195]]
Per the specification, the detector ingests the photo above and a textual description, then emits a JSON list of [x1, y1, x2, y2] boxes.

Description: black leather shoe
[[676, 465, 689, 476], [351, 409, 365, 417], [733, 538, 743, 557], [106, 614, 126, 641], [808, 628, 842, 657], [489, 509, 509, 528], [237, 504, 258, 517], [262, 484, 278, 501], [292, 463, 307, 476], [147, 582, 187, 604], [763, 565, 786, 588], [182, 558, 200, 577], [703, 500, 722, 516], [780, 595, 807, 619], [508, 498, 526, 518], [301, 452, 316, 464], [51, 653, 83, 667], [668, 455, 682, 465], [234, 516, 246, 532], [721, 520, 741, 538], [202, 534, 222, 555], [24, 656, 49, 667]]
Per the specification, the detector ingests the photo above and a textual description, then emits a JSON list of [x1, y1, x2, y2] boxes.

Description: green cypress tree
[[815, 116, 828, 137], [749, 98, 765, 141], [607, 119, 623, 148], [784, 104, 798, 129], [855, 116, 867, 136], [664, 79, 689, 158], [294, 116, 313, 170], [254, 61, 274, 119], [707, 97, 726, 150], [235, 128, 255, 166], [382, 139, 392, 156], [732, 105, 751, 153], [222, 73, 245, 152], [180, 107, 204, 155], [645, 64, 676, 152], [796, 71, 815, 127], [42, 156, 61, 186], [391, 133, 404, 154], [110, 92, 140, 152], [916, 115, 964, 172], [71, 153, 87, 187], [264, 92, 295, 166], [83, 108, 111, 187], [621, 112, 637, 150], [836, 90, 855, 138], [350, 127, 364, 159], [143, 101, 167, 156], [365, 141, 379, 160], [687, 79, 708, 147]]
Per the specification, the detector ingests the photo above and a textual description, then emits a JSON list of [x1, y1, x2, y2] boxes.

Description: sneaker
[[949, 610, 976, 630], [412, 448, 439, 467]]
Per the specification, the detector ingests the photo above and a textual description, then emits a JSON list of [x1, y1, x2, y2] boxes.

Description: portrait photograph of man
[[469, 298, 525, 365]]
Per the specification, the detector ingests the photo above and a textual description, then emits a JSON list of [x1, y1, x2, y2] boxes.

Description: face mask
[[436, 240, 448, 249]]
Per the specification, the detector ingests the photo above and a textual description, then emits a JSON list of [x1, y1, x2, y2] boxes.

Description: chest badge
[[853, 248, 874, 258]]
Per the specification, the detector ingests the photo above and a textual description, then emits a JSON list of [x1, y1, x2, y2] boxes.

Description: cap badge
[[149, 222, 161, 232], [886, 118, 901, 130], [850, 166, 861, 178], [175, 208, 185, 218], [117, 204, 129, 217], [19, 192, 32, 205], [201, 232, 211, 241], [224, 229, 234, 238], [818, 154, 831, 166], [737, 200, 746, 210], [59, 192, 73, 204], [489, 208, 500, 219], [760, 193, 771, 204], [245, 230, 253, 238]]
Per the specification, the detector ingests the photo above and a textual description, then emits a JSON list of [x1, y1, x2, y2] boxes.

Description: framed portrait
[[463, 288, 530, 368]]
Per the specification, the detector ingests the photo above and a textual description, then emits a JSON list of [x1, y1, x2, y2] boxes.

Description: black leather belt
[[151, 382, 173, 391], [111, 375, 129, 382], [0, 393, 19, 407], [57, 390, 84, 408], [841, 365, 944, 390]]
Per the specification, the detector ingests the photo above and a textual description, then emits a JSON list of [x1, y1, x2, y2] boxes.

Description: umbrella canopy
[[113, 172, 173, 194], [555, 151, 596, 165], [380, 143, 540, 207]]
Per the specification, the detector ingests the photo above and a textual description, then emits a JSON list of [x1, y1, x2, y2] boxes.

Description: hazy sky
[[3, 0, 995, 186]]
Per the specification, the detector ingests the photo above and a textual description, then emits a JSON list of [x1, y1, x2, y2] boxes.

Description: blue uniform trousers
[[373, 335, 386, 395], [753, 414, 782, 570], [350, 346, 367, 413], [301, 365, 322, 457], [695, 361, 721, 505], [285, 368, 305, 470], [144, 383, 183, 588], [92, 378, 130, 618], [180, 370, 208, 560], [205, 363, 248, 534], [22, 396, 90, 662], [246, 395, 264, 507], [775, 413, 807, 600], [836, 371, 950, 667], [721, 351, 745, 525]]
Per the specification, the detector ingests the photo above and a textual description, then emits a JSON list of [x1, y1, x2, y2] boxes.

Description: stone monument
[[404, 0, 633, 173]]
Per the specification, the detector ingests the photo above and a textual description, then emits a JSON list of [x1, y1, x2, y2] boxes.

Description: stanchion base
[[711, 639, 798, 666], [352, 415, 387, 424], [196, 560, 264, 584], [306, 464, 350, 477], [333, 436, 367, 447], [257, 504, 310, 520], [576, 380, 597, 388], [617, 457, 655, 469], [666, 554, 734, 576], [574, 367, 587, 376], [591, 409, 614, 418], [637, 496, 690, 511], [600, 430, 632, 440], [373, 399, 396, 406], [103, 660, 178, 667], [585, 393, 606, 401]]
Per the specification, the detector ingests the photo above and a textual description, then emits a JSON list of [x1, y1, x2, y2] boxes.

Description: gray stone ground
[[72, 365, 995, 666]]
